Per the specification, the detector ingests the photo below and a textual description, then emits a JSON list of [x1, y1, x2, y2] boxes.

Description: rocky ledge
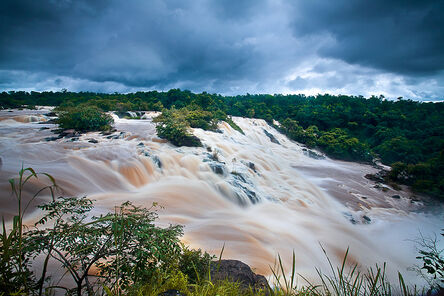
[[158, 259, 269, 296]]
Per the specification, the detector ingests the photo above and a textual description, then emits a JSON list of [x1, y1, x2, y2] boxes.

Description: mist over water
[[0, 108, 442, 285]]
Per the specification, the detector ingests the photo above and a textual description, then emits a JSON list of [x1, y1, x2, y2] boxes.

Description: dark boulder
[[305, 149, 325, 160], [209, 162, 226, 176], [44, 136, 60, 142], [181, 135, 202, 147], [363, 215, 371, 223], [263, 129, 280, 144], [152, 155, 162, 168], [59, 129, 81, 138], [210, 260, 269, 292], [364, 170, 388, 183], [391, 195, 401, 199], [88, 139, 99, 144]]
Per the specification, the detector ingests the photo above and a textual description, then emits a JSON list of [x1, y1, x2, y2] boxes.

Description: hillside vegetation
[[1, 90, 443, 198]]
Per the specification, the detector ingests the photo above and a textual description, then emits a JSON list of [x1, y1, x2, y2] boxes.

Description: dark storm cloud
[[290, 0, 444, 76], [0, 0, 443, 99], [0, 0, 272, 87]]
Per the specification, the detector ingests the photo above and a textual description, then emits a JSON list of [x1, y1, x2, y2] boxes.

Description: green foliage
[[0, 167, 434, 295], [26, 198, 183, 295], [183, 108, 219, 131], [178, 245, 215, 284], [2, 89, 443, 197], [281, 118, 318, 148], [317, 129, 372, 162], [374, 136, 422, 164], [388, 150, 444, 198], [154, 108, 203, 147], [57, 105, 114, 132], [226, 117, 244, 134], [415, 230, 444, 290], [0, 166, 57, 295], [268, 247, 420, 296], [281, 119, 371, 162]]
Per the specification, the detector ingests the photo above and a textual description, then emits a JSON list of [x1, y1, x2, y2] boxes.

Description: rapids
[[0, 108, 442, 286]]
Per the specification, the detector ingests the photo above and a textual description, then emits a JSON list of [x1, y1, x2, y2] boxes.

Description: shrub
[[56, 106, 113, 132], [154, 108, 202, 147], [178, 245, 215, 284]]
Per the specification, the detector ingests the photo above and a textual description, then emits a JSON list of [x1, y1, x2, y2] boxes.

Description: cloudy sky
[[1, 0, 443, 100]]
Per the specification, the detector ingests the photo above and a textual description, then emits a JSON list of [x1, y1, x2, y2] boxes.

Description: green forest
[[1, 90, 443, 198]]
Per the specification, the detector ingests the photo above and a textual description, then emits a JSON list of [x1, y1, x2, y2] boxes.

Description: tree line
[[1, 89, 442, 198]]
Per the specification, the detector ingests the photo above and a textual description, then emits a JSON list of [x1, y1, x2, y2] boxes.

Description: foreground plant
[[268, 247, 421, 296], [0, 165, 57, 294], [26, 199, 183, 295]]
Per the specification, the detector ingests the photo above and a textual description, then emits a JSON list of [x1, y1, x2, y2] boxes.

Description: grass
[[266, 246, 422, 296], [226, 117, 244, 135]]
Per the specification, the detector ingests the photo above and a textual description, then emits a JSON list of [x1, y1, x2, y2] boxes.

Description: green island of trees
[[1, 90, 443, 198]]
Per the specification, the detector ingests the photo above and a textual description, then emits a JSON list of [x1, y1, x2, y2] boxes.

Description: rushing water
[[0, 108, 442, 285]]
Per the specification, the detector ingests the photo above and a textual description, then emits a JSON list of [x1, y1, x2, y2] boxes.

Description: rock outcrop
[[210, 259, 269, 291]]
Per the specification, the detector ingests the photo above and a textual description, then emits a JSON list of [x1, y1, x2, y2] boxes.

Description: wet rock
[[39, 127, 50, 130], [38, 118, 57, 124], [114, 131, 127, 139], [44, 136, 60, 142], [263, 129, 280, 144], [248, 162, 256, 172], [157, 290, 186, 296], [206, 146, 212, 152], [305, 149, 325, 160], [231, 171, 247, 183], [44, 111, 57, 117], [360, 196, 368, 199], [229, 175, 260, 204], [70, 137, 79, 142], [152, 155, 162, 168], [137, 142, 145, 147], [181, 135, 202, 147], [240, 185, 259, 204], [363, 215, 371, 223], [88, 139, 99, 144], [59, 129, 81, 138], [391, 194, 401, 199], [209, 162, 226, 176], [373, 183, 390, 192], [365, 170, 388, 183], [343, 212, 357, 224], [210, 260, 269, 292]]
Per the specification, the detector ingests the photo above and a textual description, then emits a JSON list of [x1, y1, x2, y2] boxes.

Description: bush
[[154, 108, 202, 147], [388, 150, 444, 199], [178, 245, 215, 284], [56, 106, 114, 132]]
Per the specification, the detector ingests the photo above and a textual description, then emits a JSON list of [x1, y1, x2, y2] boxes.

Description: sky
[[0, 0, 443, 100]]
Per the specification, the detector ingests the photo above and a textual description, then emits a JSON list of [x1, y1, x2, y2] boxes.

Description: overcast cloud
[[0, 0, 443, 100]]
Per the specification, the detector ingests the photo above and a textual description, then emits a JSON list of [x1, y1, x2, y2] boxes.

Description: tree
[[154, 108, 202, 147], [57, 106, 114, 132], [27, 198, 183, 295]]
